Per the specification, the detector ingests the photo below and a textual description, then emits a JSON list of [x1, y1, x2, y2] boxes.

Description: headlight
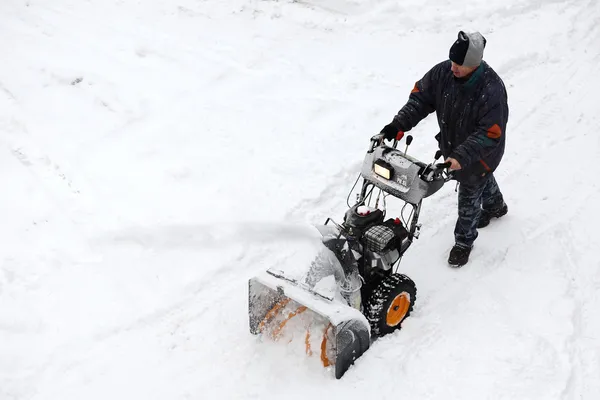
[[374, 159, 393, 180]]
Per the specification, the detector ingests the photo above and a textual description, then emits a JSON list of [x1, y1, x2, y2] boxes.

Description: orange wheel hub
[[386, 292, 410, 327]]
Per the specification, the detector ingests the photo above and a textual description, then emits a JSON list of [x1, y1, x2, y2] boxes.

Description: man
[[380, 31, 509, 267]]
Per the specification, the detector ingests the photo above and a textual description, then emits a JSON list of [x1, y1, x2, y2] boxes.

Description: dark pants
[[454, 174, 504, 247]]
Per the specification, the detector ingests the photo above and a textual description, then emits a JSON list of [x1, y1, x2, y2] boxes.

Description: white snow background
[[1, 0, 600, 399]]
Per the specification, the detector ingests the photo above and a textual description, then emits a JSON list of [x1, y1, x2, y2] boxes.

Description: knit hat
[[449, 31, 487, 67]]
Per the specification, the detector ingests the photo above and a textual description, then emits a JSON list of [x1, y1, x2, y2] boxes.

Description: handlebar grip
[[371, 133, 384, 143], [435, 161, 452, 169]]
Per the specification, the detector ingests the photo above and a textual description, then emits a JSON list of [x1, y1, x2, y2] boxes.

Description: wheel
[[364, 273, 417, 337]]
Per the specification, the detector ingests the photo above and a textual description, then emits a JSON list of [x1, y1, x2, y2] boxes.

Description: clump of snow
[[312, 274, 337, 298]]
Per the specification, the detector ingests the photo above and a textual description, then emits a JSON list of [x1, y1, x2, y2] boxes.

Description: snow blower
[[248, 133, 452, 378]]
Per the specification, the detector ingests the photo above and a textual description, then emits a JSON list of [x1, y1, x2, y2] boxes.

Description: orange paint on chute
[[320, 324, 333, 367], [258, 298, 291, 334], [259, 300, 335, 368], [305, 330, 313, 356], [271, 305, 307, 338]]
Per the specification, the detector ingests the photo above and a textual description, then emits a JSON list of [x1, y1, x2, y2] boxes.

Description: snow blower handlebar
[[428, 161, 453, 182], [369, 133, 453, 181], [428, 150, 453, 180], [434, 161, 452, 169], [369, 133, 403, 153], [369, 133, 387, 152], [369, 132, 416, 153]]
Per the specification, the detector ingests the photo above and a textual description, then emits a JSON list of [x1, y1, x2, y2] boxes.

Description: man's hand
[[381, 123, 404, 141], [445, 157, 462, 170]]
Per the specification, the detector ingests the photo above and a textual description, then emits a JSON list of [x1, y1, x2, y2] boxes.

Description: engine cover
[[362, 219, 409, 253], [343, 204, 384, 234]]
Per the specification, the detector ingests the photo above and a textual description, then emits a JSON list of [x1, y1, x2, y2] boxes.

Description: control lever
[[392, 131, 404, 149], [427, 150, 444, 171], [404, 135, 413, 155]]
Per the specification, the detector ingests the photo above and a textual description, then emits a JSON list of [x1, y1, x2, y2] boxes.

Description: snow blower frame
[[249, 133, 452, 379]]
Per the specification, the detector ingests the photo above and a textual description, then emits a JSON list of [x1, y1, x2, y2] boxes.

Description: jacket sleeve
[[449, 84, 507, 168], [391, 62, 444, 132]]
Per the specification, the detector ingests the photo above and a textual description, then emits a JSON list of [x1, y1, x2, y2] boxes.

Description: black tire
[[364, 273, 417, 337]]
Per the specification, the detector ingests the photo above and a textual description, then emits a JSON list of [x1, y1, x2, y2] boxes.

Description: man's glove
[[381, 123, 404, 141]]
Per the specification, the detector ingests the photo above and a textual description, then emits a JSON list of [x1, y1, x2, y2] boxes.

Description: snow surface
[[1, 0, 600, 398]]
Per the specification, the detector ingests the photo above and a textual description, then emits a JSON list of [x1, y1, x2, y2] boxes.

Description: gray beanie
[[449, 31, 487, 67]]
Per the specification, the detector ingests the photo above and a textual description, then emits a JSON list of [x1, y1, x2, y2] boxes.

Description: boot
[[478, 203, 508, 228], [448, 243, 472, 267]]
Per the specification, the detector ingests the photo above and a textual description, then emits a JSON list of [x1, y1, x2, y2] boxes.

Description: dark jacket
[[391, 60, 508, 182]]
